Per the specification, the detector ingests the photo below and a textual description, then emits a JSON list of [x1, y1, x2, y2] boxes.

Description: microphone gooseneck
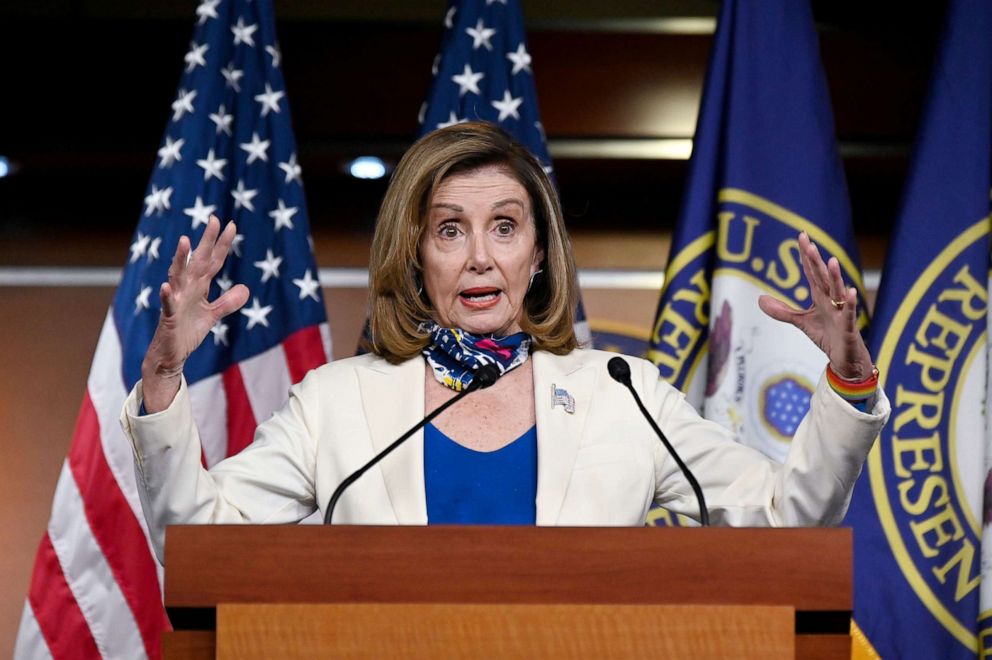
[[607, 356, 710, 526], [323, 362, 503, 524]]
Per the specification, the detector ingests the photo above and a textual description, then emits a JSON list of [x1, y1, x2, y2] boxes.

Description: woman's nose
[[467, 233, 494, 272]]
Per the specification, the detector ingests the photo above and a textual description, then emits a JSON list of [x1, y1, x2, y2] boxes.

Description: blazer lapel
[[356, 357, 428, 524], [532, 350, 597, 525]]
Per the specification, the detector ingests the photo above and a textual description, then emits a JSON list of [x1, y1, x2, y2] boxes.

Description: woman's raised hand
[[141, 216, 249, 412], [757, 232, 874, 382]]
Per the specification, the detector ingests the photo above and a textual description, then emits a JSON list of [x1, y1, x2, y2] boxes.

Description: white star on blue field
[[764, 378, 812, 437]]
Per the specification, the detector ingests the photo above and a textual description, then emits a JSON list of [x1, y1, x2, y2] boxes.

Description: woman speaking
[[121, 122, 889, 561]]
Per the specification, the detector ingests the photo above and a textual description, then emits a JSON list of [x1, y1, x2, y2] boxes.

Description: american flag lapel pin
[[551, 384, 576, 414]]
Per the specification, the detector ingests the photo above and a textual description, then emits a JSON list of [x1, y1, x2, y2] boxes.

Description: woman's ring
[[830, 299, 846, 310]]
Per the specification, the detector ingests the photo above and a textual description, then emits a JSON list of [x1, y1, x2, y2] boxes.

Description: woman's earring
[[414, 273, 424, 297], [527, 269, 543, 294]]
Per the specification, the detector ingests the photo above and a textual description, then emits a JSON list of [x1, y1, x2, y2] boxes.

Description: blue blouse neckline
[[423, 422, 537, 525]]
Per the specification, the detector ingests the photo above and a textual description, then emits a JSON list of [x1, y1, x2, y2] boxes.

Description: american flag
[[419, 0, 592, 346], [15, 0, 329, 657]]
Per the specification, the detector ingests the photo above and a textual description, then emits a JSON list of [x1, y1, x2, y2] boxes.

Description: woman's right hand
[[140, 215, 249, 412]]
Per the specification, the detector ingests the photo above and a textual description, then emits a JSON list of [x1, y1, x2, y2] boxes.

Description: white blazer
[[121, 349, 889, 563]]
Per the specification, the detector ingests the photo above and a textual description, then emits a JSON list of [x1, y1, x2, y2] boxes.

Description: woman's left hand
[[757, 231, 874, 381]]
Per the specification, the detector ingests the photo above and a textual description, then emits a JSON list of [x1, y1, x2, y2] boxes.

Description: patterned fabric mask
[[421, 320, 531, 391]]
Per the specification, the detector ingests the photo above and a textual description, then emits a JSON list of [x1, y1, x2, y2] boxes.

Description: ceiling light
[[349, 156, 386, 180]]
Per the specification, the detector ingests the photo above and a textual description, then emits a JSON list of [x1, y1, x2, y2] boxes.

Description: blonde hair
[[366, 121, 579, 363]]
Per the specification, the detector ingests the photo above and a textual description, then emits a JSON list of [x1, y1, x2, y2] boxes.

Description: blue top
[[424, 422, 537, 525]]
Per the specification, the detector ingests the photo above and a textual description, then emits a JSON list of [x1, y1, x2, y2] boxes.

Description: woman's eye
[[495, 221, 515, 236], [438, 223, 460, 238]]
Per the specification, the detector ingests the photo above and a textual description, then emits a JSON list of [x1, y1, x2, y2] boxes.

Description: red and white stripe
[[15, 311, 329, 659]]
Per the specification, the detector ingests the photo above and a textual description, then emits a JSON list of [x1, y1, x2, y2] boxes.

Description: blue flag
[[647, 0, 866, 465], [417, 0, 591, 346], [844, 1, 992, 657]]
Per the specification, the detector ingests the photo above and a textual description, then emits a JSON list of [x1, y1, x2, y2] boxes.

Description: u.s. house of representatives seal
[[870, 217, 991, 652], [651, 188, 867, 462]]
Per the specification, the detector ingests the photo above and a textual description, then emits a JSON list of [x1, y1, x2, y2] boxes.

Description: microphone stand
[[607, 357, 710, 526]]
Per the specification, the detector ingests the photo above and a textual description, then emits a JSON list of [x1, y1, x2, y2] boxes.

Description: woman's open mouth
[[459, 287, 502, 308]]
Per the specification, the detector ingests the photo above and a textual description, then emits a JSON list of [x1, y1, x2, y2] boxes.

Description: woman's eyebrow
[[430, 202, 463, 212], [492, 198, 525, 211]]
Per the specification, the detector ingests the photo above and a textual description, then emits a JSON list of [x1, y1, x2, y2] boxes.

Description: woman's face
[[420, 166, 544, 336]]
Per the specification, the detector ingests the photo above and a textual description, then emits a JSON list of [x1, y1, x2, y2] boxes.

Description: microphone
[[323, 362, 503, 524], [607, 356, 710, 526]]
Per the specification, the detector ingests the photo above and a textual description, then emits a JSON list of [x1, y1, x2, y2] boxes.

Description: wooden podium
[[163, 526, 853, 659]]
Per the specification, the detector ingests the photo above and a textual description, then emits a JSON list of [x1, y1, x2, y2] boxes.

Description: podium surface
[[164, 525, 852, 658]]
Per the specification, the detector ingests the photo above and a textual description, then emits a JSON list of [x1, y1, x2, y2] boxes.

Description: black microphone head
[[469, 363, 502, 390], [607, 356, 633, 386]]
